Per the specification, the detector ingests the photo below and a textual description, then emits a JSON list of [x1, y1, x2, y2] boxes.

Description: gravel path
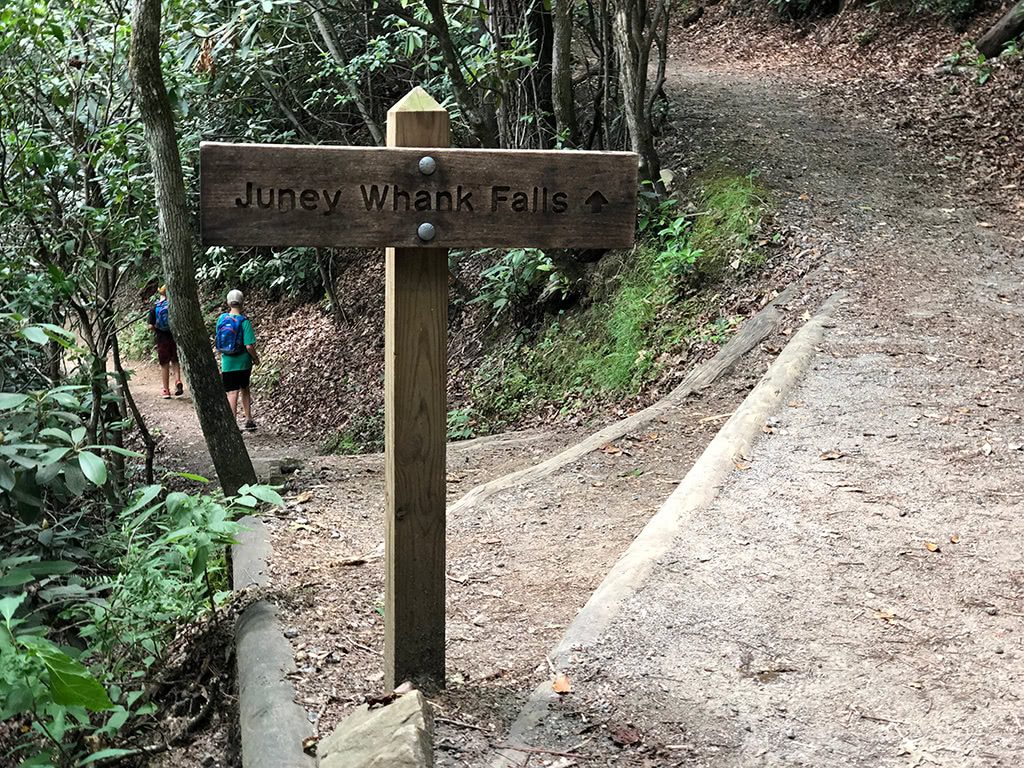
[[499, 65, 1024, 766]]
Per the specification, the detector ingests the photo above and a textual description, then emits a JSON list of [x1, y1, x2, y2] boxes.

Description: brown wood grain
[[383, 88, 449, 689], [200, 142, 637, 249]]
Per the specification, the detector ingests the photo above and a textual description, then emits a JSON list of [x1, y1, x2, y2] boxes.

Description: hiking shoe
[[161, 388, 171, 399], [174, 381, 183, 396], [244, 420, 257, 432]]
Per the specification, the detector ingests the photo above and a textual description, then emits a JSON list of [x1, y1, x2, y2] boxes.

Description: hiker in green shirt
[[216, 289, 260, 432]]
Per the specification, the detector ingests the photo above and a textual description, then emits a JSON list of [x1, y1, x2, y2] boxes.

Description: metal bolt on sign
[[418, 156, 437, 175], [417, 222, 436, 242]]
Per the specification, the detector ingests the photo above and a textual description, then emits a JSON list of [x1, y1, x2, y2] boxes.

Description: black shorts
[[222, 368, 252, 392], [155, 337, 178, 366]]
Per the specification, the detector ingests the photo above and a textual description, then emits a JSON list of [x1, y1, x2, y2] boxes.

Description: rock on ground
[[318, 690, 434, 768]]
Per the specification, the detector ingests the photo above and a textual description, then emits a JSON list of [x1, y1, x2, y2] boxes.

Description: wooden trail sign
[[199, 87, 638, 689], [200, 146, 637, 249]]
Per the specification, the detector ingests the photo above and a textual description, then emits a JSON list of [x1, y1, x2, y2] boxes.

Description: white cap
[[226, 289, 244, 305]]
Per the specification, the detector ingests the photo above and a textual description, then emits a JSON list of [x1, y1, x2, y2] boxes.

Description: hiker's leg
[[171, 360, 181, 385], [240, 388, 253, 421], [160, 363, 170, 391], [227, 389, 239, 417]]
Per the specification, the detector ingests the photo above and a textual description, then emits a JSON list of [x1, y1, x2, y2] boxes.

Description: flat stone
[[319, 691, 433, 768]]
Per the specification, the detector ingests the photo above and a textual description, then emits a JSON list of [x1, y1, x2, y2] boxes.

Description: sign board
[[200, 143, 638, 249]]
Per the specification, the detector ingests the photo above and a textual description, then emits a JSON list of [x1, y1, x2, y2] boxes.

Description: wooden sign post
[[383, 90, 449, 687], [200, 87, 638, 689]]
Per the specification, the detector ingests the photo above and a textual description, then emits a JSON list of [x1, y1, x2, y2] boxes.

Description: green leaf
[[0, 392, 29, 410], [124, 485, 162, 516], [165, 491, 190, 516], [0, 462, 14, 492], [0, 592, 26, 622], [36, 447, 70, 466], [21, 326, 49, 345], [36, 460, 63, 485], [234, 495, 258, 508], [2, 683, 35, 718], [79, 748, 136, 765], [19, 750, 56, 767], [39, 428, 73, 444], [78, 452, 107, 486], [170, 471, 210, 484], [63, 463, 87, 496], [32, 646, 112, 712], [23, 560, 78, 576], [0, 570, 35, 588], [71, 427, 87, 444], [238, 484, 283, 506], [87, 445, 142, 459], [37, 323, 75, 340]]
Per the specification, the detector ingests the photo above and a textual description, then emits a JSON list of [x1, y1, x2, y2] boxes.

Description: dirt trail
[[497, 64, 1024, 765], [128, 360, 315, 481]]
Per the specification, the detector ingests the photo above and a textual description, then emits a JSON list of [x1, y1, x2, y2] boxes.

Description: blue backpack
[[154, 299, 170, 331], [216, 313, 246, 355]]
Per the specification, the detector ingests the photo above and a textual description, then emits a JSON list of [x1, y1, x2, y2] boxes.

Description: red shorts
[[156, 337, 179, 366]]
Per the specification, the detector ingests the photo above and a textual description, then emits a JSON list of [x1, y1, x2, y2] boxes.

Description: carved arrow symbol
[[585, 190, 609, 213]]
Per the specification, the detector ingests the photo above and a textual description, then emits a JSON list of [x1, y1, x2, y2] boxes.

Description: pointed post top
[[389, 87, 446, 115], [387, 87, 450, 149]]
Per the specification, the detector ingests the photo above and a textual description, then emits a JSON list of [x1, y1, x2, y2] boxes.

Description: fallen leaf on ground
[[302, 737, 318, 755], [609, 722, 642, 746], [949, 534, 961, 544], [924, 541, 941, 552], [876, 609, 896, 621], [552, 673, 572, 694], [336, 555, 367, 567], [734, 457, 751, 470], [820, 450, 847, 461], [295, 490, 313, 504], [600, 443, 623, 456]]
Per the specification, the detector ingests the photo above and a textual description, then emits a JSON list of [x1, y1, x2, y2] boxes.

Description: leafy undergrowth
[[467, 173, 773, 432], [0, 346, 281, 766]]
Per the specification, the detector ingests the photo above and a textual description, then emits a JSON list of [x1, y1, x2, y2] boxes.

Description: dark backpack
[[154, 299, 170, 332], [216, 313, 246, 355]]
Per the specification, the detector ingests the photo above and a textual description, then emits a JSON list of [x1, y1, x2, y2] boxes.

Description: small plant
[[120, 318, 156, 362], [472, 248, 570, 323], [855, 27, 880, 46], [320, 408, 385, 454], [446, 408, 477, 441]]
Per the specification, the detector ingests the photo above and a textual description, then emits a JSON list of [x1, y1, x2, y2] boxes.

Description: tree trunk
[[611, 0, 663, 189], [976, 0, 1024, 59], [552, 0, 579, 146], [309, 7, 386, 146], [317, 248, 348, 328], [530, 3, 556, 148], [129, 0, 257, 495], [423, 0, 500, 147]]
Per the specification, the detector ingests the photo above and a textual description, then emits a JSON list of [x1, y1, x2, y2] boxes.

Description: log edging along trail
[[446, 274, 811, 520], [232, 516, 316, 768], [488, 290, 845, 766]]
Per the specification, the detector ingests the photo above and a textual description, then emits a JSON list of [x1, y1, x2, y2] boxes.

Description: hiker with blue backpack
[[148, 285, 183, 399], [216, 289, 260, 432]]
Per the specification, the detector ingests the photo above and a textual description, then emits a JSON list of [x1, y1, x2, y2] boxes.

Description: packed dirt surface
[[133, 22, 1023, 768], [488, 58, 1024, 767]]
